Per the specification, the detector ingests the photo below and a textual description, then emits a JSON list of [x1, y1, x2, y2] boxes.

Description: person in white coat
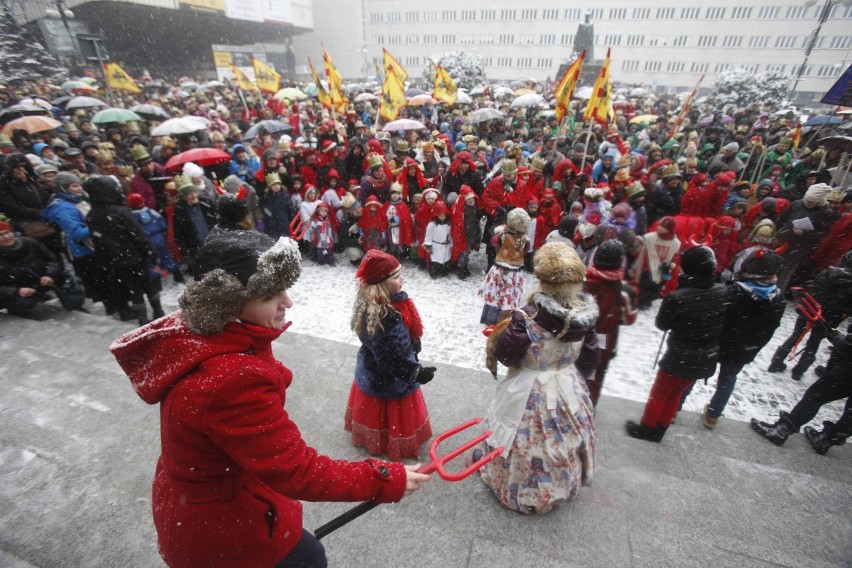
[[423, 201, 452, 278]]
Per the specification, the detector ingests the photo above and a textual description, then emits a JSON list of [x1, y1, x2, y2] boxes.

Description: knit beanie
[[593, 239, 625, 270], [680, 245, 717, 276], [356, 249, 401, 285], [216, 194, 249, 226], [55, 171, 82, 189], [126, 193, 145, 210], [558, 215, 579, 239], [183, 161, 204, 179], [760, 197, 778, 213]]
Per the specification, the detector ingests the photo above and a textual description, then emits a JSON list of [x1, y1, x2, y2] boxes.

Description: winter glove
[[416, 366, 436, 385]]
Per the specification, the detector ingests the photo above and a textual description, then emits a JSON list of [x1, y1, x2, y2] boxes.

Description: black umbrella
[[0, 104, 51, 125], [130, 103, 171, 121], [405, 88, 427, 97], [243, 120, 293, 140]]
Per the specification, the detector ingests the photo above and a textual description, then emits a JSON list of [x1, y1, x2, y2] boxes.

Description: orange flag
[[554, 50, 585, 122]]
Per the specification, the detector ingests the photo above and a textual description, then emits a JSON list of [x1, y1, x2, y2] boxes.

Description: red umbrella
[[164, 148, 231, 172]]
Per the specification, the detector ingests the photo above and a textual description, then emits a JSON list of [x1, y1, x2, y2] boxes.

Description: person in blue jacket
[[127, 192, 183, 284], [229, 143, 261, 182]]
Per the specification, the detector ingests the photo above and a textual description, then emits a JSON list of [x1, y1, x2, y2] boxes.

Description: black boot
[[803, 421, 846, 455], [458, 264, 470, 280], [750, 411, 797, 446], [767, 349, 787, 373], [172, 269, 185, 284], [133, 303, 150, 326], [117, 304, 135, 321], [625, 420, 662, 443], [814, 365, 827, 378], [149, 295, 165, 319]]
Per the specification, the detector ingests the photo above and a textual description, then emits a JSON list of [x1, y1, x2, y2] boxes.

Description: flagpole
[[580, 120, 594, 172]]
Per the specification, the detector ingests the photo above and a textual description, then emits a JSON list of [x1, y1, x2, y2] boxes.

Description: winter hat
[[223, 174, 244, 195], [584, 187, 606, 201], [610, 202, 632, 222], [182, 162, 204, 179], [804, 183, 832, 206], [679, 245, 717, 277], [506, 207, 531, 234], [55, 171, 82, 189], [356, 249, 401, 285], [723, 142, 739, 153], [593, 239, 625, 270], [714, 171, 736, 186], [738, 249, 783, 281], [217, 194, 249, 226], [35, 164, 59, 176], [126, 193, 145, 210], [658, 216, 676, 233], [760, 197, 778, 213], [533, 242, 586, 285], [0, 221, 13, 232], [749, 219, 776, 242], [181, 234, 301, 334], [558, 215, 579, 239], [446, 192, 459, 207]]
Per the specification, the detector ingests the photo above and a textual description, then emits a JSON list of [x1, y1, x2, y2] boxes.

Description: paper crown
[[661, 164, 681, 179]]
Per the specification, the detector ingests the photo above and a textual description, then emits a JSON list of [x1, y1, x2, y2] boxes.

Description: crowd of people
[[1, 73, 851, 565]]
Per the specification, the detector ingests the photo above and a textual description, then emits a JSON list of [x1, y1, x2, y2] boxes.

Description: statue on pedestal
[[574, 10, 594, 62]]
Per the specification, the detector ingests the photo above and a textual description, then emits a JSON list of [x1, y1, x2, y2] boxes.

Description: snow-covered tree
[[0, 4, 67, 84], [422, 51, 486, 90], [707, 67, 790, 112]]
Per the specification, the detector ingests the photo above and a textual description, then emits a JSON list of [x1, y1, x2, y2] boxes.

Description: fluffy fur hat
[[533, 242, 586, 285], [506, 207, 531, 234], [179, 234, 301, 334]]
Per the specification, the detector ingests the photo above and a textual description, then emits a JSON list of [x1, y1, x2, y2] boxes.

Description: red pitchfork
[[313, 417, 503, 540], [789, 287, 825, 361]]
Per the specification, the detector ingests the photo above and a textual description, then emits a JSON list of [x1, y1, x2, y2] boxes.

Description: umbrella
[[203, 80, 224, 89], [18, 97, 54, 111], [92, 108, 142, 125], [78, 77, 98, 85], [513, 88, 535, 96], [304, 83, 319, 97], [574, 86, 594, 100], [630, 114, 661, 125], [61, 80, 95, 94], [273, 87, 308, 101], [66, 96, 107, 110], [2, 115, 63, 135], [164, 148, 232, 172], [493, 86, 514, 99], [353, 92, 377, 102], [243, 120, 293, 139], [469, 86, 486, 97], [0, 104, 51, 125], [129, 103, 171, 121], [629, 87, 649, 97], [150, 116, 210, 137], [381, 119, 426, 132], [510, 93, 545, 109], [405, 88, 427, 97], [469, 108, 505, 124], [51, 95, 73, 107], [816, 135, 852, 153], [509, 80, 526, 89], [343, 83, 363, 94], [406, 93, 435, 106], [456, 91, 472, 104], [179, 81, 200, 90], [804, 115, 843, 127]]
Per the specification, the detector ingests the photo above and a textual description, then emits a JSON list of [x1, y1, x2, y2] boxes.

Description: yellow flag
[[383, 48, 408, 83], [308, 57, 332, 110], [374, 63, 384, 80], [554, 50, 585, 123], [379, 65, 407, 122], [583, 48, 612, 125], [791, 123, 802, 150], [104, 62, 140, 94], [323, 49, 349, 114], [432, 65, 457, 105], [230, 63, 258, 92], [252, 58, 281, 94]]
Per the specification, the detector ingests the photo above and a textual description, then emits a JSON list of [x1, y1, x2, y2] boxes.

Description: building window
[[776, 35, 797, 48], [691, 62, 709, 73], [648, 35, 668, 47], [627, 35, 644, 47], [765, 64, 786, 73], [521, 9, 537, 20], [741, 64, 758, 73], [722, 36, 742, 48], [657, 7, 675, 19], [706, 7, 725, 19], [519, 34, 534, 45], [609, 8, 627, 19], [749, 36, 769, 48], [517, 57, 532, 68], [500, 34, 514, 45], [667, 61, 685, 73], [633, 8, 650, 19], [372, 35, 384, 45], [603, 34, 622, 46], [442, 34, 455, 44], [442, 10, 455, 21], [786, 6, 808, 18], [543, 9, 559, 20], [714, 63, 732, 73], [697, 35, 716, 47], [540, 34, 555, 46], [561, 34, 575, 46], [672, 36, 688, 47], [405, 56, 420, 67], [623, 60, 639, 72], [588, 9, 603, 20], [423, 34, 436, 45], [388, 12, 400, 23], [423, 10, 437, 22], [480, 9, 495, 20], [682, 7, 700, 19], [461, 10, 475, 21], [758, 6, 778, 19], [388, 35, 401, 45], [565, 9, 581, 20], [370, 13, 382, 23], [459, 34, 474, 45], [482, 56, 492, 66], [731, 7, 752, 19], [406, 34, 419, 44], [803, 36, 825, 48], [644, 61, 661, 72], [497, 57, 512, 67], [405, 11, 418, 23], [537, 57, 553, 68], [501, 9, 516, 20], [830, 36, 852, 49], [844, 5, 852, 17], [817, 64, 840, 77], [480, 34, 494, 45], [791, 64, 811, 77]]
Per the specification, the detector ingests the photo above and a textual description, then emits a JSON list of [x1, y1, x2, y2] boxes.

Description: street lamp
[[790, 0, 852, 100]]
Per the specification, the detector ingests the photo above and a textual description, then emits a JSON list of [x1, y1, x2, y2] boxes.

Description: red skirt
[[344, 382, 432, 462]]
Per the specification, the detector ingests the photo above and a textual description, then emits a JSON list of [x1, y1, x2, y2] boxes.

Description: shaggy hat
[[55, 171, 82, 189], [126, 193, 145, 210], [217, 194, 249, 225], [680, 245, 717, 276], [506, 207, 531, 234], [804, 183, 832, 206], [533, 242, 586, 285], [182, 161, 204, 179], [356, 249, 401, 285], [738, 249, 783, 281], [181, 234, 301, 334], [593, 239, 625, 270]]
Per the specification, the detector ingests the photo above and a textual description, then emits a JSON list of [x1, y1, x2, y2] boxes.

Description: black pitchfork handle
[[314, 501, 378, 540]]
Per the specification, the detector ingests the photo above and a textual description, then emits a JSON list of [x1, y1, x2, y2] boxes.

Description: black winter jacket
[[719, 282, 786, 367], [86, 180, 157, 271], [173, 198, 216, 258], [0, 237, 64, 302], [656, 274, 732, 380], [806, 266, 852, 327]]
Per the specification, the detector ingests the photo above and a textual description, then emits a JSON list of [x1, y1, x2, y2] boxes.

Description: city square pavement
[[1, 307, 850, 568]]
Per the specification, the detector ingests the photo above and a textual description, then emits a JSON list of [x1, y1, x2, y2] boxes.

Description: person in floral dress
[[478, 207, 531, 325], [479, 242, 600, 514]]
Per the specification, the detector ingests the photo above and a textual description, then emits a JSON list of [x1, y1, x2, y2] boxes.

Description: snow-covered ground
[[154, 248, 842, 427]]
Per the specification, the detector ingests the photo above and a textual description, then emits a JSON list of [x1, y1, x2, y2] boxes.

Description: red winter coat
[[110, 313, 406, 568]]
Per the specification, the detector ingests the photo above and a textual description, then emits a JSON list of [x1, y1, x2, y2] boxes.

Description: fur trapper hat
[[180, 234, 301, 334], [533, 242, 586, 285]]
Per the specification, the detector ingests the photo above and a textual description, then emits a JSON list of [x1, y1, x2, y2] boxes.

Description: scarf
[[389, 292, 423, 342], [737, 280, 779, 300]]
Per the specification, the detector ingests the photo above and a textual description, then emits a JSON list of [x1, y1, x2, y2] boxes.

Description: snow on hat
[[738, 249, 783, 281], [593, 239, 625, 270], [183, 161, 204, 179], [55, 171, 82, 189], [126, 193, 145, 210], [680, 245, 717, 276], [804, 183, 832, 205], [356, 249, 401, 285], [181, 234, 301, 334], [533, 242, 586, 285]]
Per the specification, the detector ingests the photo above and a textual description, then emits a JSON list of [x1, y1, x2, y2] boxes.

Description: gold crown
[[265, 172, 281, 187], [530, 157, 546, 173], [661, 164, 681, 178]]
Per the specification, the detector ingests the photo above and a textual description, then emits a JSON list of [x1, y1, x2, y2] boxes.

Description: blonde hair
[[351, 282, 395, 337]]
